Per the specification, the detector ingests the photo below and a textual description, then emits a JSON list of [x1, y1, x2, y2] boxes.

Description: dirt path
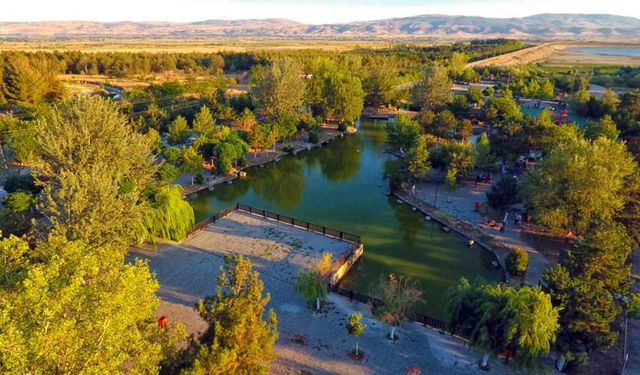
[[467, 43, 566, 67]]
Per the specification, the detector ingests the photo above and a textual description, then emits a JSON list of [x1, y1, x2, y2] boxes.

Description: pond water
[[520, 105, 588, 128], [569, 46, 640, 58], [188, 120, 503, 319]]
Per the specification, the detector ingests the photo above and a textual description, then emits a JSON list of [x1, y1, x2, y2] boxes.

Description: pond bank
[[182, 126, 351, 197], [393, 189, 507, 282]]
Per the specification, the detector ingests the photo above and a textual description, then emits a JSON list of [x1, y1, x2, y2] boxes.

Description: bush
[[308, 129, 320, 144], [505, 247, 529, 276], [486, 176, 519, 209], [282, 144, 295, 154], [337, 122, 348, 132], [194, 173, 205, 185], [157, 163, 181, 184], [3, 174, 40, 194], [163, 147, 182, 163]]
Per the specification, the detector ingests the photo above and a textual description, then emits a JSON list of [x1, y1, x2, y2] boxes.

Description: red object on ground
[[474, 201, 481, 211], [158, 315, 168, 329]]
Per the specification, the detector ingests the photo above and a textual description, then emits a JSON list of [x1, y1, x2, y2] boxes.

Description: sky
[[2, 0, 639, 24]]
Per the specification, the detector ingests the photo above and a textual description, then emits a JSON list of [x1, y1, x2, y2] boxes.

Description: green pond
[[188, 120, 503, 319]]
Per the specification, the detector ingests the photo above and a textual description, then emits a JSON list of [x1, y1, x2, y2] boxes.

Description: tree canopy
[[523, 137, 638, 234]]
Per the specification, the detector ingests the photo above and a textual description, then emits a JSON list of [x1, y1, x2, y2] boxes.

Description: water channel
[[188, 120, 503, 319]]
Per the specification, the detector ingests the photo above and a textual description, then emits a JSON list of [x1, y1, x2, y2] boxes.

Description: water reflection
[[305, 135, 363, 182], [252, 157, 306, 209]]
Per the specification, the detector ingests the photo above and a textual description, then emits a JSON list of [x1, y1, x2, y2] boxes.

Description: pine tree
[[192, 106, 216, 138], [186, 256, 278, 375]]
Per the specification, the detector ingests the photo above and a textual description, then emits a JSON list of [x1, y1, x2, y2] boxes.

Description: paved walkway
[[410, 179, 554, 285]]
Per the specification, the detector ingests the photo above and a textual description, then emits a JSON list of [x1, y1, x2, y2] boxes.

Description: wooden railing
[[188, 203, 361, 243], [235, 203, 360, 243]]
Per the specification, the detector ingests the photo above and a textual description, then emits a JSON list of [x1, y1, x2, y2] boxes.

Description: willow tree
[[446, 279, 559, 370], [34, 96, 157, 249], [140, 185, 194, 243], [0, 235, 183, 374]]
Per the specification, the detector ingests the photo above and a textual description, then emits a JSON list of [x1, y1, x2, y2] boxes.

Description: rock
[[491, 261, 499, 268]]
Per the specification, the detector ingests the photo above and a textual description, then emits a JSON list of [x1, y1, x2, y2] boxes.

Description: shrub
[[505, 247, 529, 276], [337, 122, 348, 132], [308, 129, 320, 144], [194, 173, 205, 185], [163, 147, 182, 163], [3, 174, 40, 194], [158, 163, 181, 184], [282, 144, 295, 154], [486, 176, 519, 209]]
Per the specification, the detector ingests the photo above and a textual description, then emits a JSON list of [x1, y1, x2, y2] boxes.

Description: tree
[[544, 266, 620, 367], [187, 255, 278, 375], [563, 220, 632, 296], [181, 146, 204, 183], [192, 106, 216, 137], [0, 235, 176, 374], [406, 135, 431, 182], [449, 52, 468, 78], [363, 58, 398, 108], [444, 167, 458, 203], [429, 110, 457, 139], [473, 132, 495, 171], [168, 115, 189, 144], [584, 114, 619, 141], [346, 313, 366, 358], [371, 274, 423, 340], [539, 79, 555, 100], [486, 176, 519, 209], [139, 185, 195, 242], [34, 96, 157, 249], [482, 96, 522, 122], [385, 114, 420, 153], [602, 89, 620, 114], [2, 191, 35, 216], [3, 56, 47, 104], [446, 279, 559, 370], [412, 64, 452, 111], [163, 146, 182, 163], [295, 252, 333, 311], [251, 57, 306, 123], [522, 137, 637, 234], [505, 247, 529, 276], [158, 162, 181, 184], [467, 86, 484, 107], [456, 119, 473, 140], [323, 73, 364, 124], [234, 108, 257, 133]]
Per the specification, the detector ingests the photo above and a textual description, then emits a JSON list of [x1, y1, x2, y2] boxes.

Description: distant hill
[[1, 14, 640, 40]]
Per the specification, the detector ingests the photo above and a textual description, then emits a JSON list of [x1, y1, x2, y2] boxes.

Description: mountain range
[[1, 14, 640, 40]]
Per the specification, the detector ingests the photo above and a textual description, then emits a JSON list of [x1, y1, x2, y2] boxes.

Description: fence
[[235, 203, 361, 243], [327, 283, 447, 331], [188, 203, 361, 244]]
